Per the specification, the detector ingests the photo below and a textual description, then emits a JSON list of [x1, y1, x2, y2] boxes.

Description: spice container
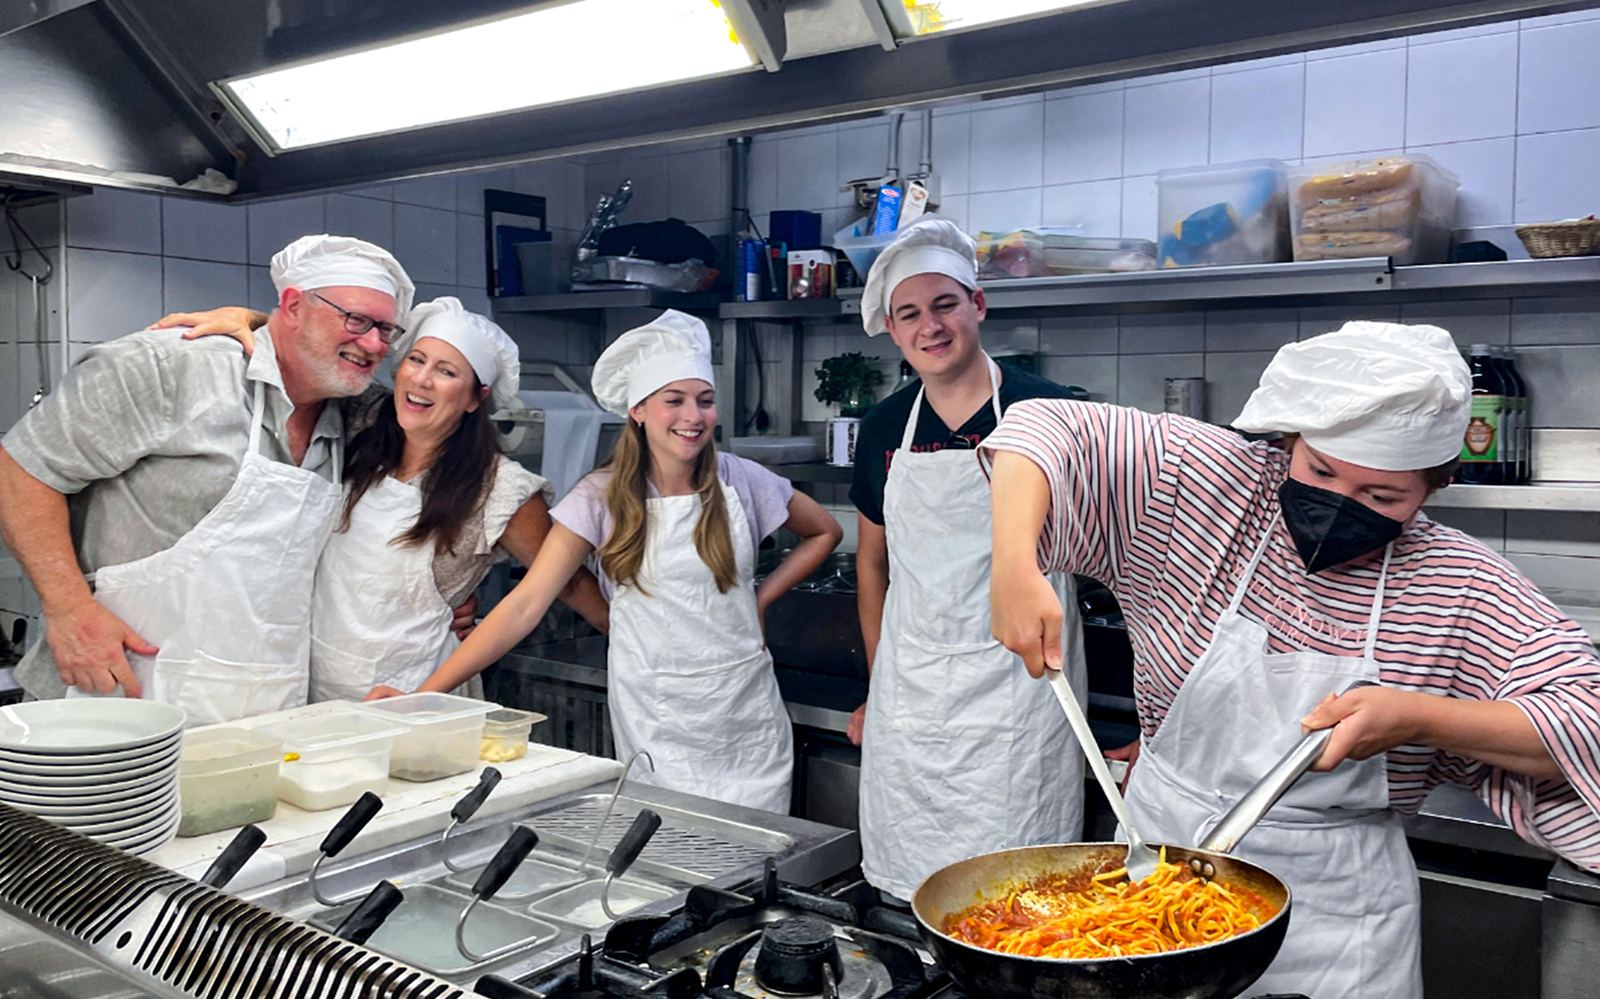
[[253, 711, 406, 811], [480, 708, 544, 763], [356, 693, 494, 782], [177, 728, 282, 837]]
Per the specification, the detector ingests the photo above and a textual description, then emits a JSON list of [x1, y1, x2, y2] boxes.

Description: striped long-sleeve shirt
[[979, 399, 1600, 871]]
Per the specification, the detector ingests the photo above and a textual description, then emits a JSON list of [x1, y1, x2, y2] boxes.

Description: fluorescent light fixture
[[884, 0, 1111, 37], [219, 0, 757, 151]]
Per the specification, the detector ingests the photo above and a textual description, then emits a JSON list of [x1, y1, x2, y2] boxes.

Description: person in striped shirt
[[981, 322, 1600, 999]]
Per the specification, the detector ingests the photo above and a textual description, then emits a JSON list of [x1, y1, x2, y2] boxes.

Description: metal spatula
[[1047, 668, 1160, 883]]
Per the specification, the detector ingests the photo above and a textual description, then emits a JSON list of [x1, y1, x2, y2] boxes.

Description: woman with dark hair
[[159, 297, 608, 700]]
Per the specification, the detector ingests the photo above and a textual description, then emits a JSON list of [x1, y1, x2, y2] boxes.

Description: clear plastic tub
[[177, 728, 281, 837], [1040, 235, 1158, 275], [831, 222, 898, 279], [1156, 159, 1290, 267], [480, 707, 543, 764], [1288, 153, 1459, 265], [356, 693, 494, 782], [252, 711, 405, 810]]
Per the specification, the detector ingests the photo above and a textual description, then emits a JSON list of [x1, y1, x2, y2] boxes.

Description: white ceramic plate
[[0, 732, 181, 767], [52, 793, 178, 836], [0, 767, 177, 803], [99, 802, 180, 850], [0, 747, 181, 787], [118, 810, 181, 856], [0, 700, 186, 752], [1, 775, 176, 813]]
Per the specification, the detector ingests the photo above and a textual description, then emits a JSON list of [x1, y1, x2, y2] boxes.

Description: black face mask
[[1278, 477, 1404, 574]]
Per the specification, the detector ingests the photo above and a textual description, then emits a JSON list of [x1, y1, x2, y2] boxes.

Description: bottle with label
[[1489, 346, 1518, 485], [1498, 346, 1531, 483], [895, 360, 917, 394], [1458, 343, 1505, 484]]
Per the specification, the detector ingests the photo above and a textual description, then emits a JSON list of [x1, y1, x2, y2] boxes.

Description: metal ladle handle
[[1198, 680, 1378, 856], [440, 767, 503, 874]]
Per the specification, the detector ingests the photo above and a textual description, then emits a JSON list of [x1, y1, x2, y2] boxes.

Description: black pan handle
[[199, 824, 266, 889], [319, 791, 383, 858], [471, 825, 539, 901], [451, 767, 502, 824], [331, 880, 404, 944], [606, 810, 661, 878]]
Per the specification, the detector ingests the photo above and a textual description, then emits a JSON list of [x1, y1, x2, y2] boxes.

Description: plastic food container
[[1040, 235, 1158, 275], [480, 708, 544, 763], [252, 711, 406, 810], [1288, 154, 1459, 265], [831, 217, 899, 278], [356, 693, 494, 782], [1156, 159, 1290, 267], [975, 230, 1050, 278], [177, 728, 281, 837]]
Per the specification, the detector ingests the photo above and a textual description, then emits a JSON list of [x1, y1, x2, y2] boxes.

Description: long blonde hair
[[598, 420, 738, 594]]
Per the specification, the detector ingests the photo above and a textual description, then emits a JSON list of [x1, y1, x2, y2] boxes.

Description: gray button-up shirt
[[3, 326, 345, 697]]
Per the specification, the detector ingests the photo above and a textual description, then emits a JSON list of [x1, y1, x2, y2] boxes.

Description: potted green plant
[[814, 352, 885, 417]]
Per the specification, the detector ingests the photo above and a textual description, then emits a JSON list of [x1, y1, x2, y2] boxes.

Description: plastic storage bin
[[831, 220, 898, 279], [357, 693, 494, 782], [177, 727, 282, 837], [1156, 160, 1290, 267], [253, 711, 406, 810], [1040, 235, 1158, 275], [480, 707, 544, 763], [976, 230, 1050, 278], [1288, 154, 1459, 265]]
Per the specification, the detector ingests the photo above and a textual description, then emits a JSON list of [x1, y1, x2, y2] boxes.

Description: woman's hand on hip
[[1302, 686, 1423, 771]]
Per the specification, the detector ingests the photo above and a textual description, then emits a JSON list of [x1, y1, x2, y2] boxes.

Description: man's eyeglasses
[[311, 292, 404, 344]]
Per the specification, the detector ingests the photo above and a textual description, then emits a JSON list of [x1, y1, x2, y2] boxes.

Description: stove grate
[[533, 799, 774, 880]]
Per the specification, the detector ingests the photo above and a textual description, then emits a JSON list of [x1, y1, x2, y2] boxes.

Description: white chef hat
[[860, 216, 978, 336], [1233, 321, 1472, 471], [392, 297, 522, 411], [591, 309, 715, 416], [270, 234, 415, 321]]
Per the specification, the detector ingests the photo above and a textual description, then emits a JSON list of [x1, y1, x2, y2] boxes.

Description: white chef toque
[[1233, 321, 1472, 471], [860, 217, 978, 336], [590, 309, 715, 416], [393, 297, 522, 411], [270, 234, 416, 321]]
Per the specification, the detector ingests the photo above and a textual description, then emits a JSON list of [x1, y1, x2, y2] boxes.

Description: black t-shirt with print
[[847, 365, 1078, 526]]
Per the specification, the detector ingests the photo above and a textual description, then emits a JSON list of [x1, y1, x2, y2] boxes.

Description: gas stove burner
[[753, 917, 844, 996]]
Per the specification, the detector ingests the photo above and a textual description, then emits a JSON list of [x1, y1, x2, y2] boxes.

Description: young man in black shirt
[[847, 218, 1087, 903]]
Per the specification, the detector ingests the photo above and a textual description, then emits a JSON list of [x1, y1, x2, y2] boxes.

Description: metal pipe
[[919, 107, 934, 175], [729, 136, 752, 236]]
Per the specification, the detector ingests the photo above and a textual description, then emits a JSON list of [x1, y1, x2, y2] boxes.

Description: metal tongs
[[1189, 680, 1378, 878]]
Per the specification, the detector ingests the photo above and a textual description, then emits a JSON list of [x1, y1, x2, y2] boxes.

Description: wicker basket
[[1516, 217, 1600, 258]]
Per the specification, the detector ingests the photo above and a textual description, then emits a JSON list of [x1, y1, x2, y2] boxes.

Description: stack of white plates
[[0, 700, 187, 855]]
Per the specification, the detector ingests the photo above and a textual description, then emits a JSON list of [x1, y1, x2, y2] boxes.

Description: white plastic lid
[[254, 711, 408, 754], [355, 692, 495, 727]]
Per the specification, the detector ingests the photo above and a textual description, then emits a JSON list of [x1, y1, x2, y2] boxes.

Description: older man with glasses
[[0, 234, 414, 725]]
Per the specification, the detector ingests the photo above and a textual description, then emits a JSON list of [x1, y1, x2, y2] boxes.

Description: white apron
[[859, 357, 1088, 901], [606, 481, 793, 813], [1124, 518, 1421, 999], [308, 475, 459, 702], [78, 380, 341, 727]]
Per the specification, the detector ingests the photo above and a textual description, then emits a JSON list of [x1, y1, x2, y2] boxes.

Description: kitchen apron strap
[[1225, 513, 1281, 615], [1362, 543, 1393, 660], [896, 354, 1003, 453]]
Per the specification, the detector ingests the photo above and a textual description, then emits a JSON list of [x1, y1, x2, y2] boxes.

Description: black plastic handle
[[606, 810, 661, 878], [450, 767, 502, 824], [199, 824, 267, 889], [319, 791, 383, 858], [471, 825, 539, 900], [331, 880, 404, 944]]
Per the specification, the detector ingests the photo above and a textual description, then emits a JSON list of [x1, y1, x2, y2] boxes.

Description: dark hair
[[1422, 457, 1460, 493], [340, 385, 500, 555]]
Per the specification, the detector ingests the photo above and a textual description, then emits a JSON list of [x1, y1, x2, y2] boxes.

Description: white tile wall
[[1209, 62, 1305, 163], [1123, 78, 1211, 176], [1043, 88, 1124, 185], [1303, 48, 1408, 156]]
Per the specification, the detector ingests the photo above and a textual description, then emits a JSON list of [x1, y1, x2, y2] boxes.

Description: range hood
[[1, 0, 1594, 201]]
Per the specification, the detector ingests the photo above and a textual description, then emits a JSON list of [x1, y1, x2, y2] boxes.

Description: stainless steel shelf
[[1425, 484, 1600, 512], [766, 462, 855, 484], [494, 289, 724, 313], [721, 298, 860, 319]]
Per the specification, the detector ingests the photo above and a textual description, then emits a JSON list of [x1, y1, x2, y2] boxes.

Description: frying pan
[[911, 706, 1359, 999]]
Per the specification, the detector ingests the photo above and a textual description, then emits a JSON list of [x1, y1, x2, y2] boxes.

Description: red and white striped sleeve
[[977, 399, 1173, 587]]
